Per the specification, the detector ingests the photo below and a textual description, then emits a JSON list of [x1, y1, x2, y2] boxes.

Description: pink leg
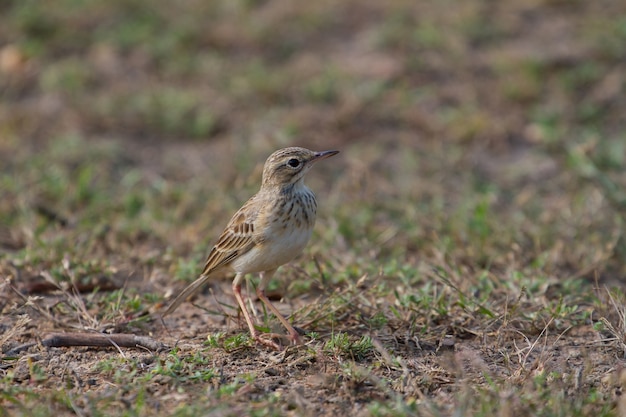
[[257, 269, 301, 345], [232, 273, 280, 350]]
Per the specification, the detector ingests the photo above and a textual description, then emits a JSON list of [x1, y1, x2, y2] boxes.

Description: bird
[[162, 147, 339, 349]]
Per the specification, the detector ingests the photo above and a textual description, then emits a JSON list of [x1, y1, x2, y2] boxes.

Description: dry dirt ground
[[2, 0, 626, 416]]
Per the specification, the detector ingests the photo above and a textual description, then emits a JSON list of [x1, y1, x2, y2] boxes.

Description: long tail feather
[[162, 274, 212, 316]]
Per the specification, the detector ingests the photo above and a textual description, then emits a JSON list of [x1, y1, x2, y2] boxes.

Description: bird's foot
[[287, 330, 302, 346], [254, 330, 304, 350], [254, 332, 286, 351]]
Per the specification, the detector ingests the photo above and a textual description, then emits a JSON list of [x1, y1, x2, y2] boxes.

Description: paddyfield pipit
[[163, 147, 339, 349]]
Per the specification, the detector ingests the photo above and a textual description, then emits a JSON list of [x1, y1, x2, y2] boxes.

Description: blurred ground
[[1, 0, 626, 416]]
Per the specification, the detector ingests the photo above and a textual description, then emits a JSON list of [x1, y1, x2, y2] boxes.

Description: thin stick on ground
[[5, 332, 167, 356]]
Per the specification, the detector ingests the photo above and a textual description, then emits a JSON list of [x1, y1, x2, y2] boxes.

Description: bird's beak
[[312, 150, 339, 163]]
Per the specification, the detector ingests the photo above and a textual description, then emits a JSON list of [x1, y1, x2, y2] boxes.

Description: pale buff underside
[[209, 183, 316, 275], [162, 182, 317, 316], [230, 216, 313, 274]]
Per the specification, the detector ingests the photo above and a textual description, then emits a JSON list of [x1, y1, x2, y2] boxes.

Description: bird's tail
[[161, 273, 212, 316]]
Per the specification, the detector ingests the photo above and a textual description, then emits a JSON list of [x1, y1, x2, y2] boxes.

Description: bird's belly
[[231, 227, 313, 274]]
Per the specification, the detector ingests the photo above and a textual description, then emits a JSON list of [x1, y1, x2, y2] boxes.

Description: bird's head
[[261, 147, 339, 188]]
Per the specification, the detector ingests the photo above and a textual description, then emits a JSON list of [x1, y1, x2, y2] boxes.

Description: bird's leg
[[246, 276, 260, 319], [257, 269, 302, 345], [232, 273, 280, 350]]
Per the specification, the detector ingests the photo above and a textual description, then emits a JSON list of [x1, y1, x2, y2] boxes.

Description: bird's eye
[[287, 158, 300, 168]]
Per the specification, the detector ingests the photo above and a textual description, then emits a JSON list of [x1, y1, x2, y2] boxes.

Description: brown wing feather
[[162, 196, 260, 316]]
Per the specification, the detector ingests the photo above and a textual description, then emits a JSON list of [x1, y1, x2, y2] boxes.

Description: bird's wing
[[200, 206, 257, 276], [161, 197, 260, 317]]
